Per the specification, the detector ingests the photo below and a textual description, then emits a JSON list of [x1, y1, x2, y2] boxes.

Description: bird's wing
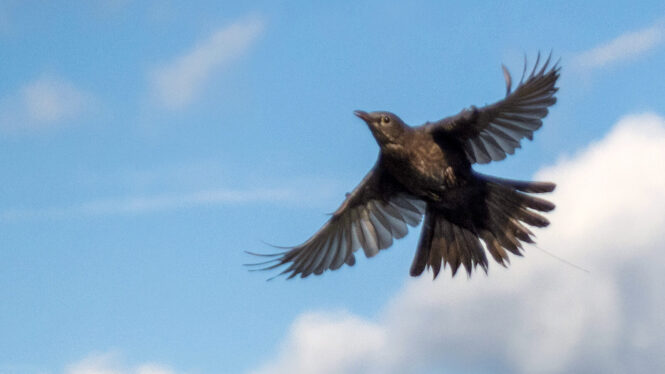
[[247, 159, 425, 279], [424, 53, 560, 164]]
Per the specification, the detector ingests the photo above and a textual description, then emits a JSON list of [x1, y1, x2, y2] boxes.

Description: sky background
[[2, 1, 665, 374]]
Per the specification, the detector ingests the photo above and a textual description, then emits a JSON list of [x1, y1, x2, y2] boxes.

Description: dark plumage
[[248, 54, 560, 279]]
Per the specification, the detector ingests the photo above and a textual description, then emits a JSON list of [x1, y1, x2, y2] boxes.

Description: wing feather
[[246, 158, 424, 278], [424, 53, 560, 164]]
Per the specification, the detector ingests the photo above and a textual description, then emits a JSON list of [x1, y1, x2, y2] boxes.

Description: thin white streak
[[0, 187, 293, 221], [574, 21, 665, 69], [65, 353, 176, 374]]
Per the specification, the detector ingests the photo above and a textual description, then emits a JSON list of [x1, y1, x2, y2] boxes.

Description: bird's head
[[354, 110, 408, 147]]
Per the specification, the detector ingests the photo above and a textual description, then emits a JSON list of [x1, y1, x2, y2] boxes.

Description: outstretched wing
[[424, 53, 560, 164], [247, 158, 425, 279]]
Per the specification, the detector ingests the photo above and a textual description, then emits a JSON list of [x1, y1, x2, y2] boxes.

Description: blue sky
[[2, 1, 665, 374]]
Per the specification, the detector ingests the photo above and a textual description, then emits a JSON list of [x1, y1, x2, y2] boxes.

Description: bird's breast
[[383, 138, 465, 200]]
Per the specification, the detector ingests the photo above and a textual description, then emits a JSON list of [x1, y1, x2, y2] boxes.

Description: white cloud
[[574, 21, 665, 69], [0, 75, 94, 133], [253, 312, 388, 374], [149, 15, 264, 109], [249, 113, 665, 374]]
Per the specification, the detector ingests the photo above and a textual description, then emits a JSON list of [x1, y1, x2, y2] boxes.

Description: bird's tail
[[409, 173, 555, 278]]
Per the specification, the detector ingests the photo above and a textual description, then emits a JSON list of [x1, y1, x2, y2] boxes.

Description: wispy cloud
[[0, 187, 295, 221], [0, 75, 95, 133], [574, 20, 665, 69], [249, 113, 665, 374], [149, 15, 264, 109], [65, 353, 177, 374], [1, 353, 179, 374]]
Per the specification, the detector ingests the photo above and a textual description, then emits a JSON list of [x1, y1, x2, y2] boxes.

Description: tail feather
[[479, 230, 509, 266], [410, 174, 555, 278], [462, 225, 488, 273], [411, 213, 435, 276], [453, 225, 472, 275], [428, 217, 445, 277]]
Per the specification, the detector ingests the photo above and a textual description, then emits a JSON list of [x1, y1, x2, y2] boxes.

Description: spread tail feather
[[410, 175, 555, 278]]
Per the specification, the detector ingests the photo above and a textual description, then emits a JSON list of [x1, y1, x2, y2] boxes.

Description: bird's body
[[381, 127, 469, 199], [249, 55, 560, 279]]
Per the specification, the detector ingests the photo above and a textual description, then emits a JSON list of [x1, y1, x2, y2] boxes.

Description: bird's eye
[[382, 115, 391, 124]]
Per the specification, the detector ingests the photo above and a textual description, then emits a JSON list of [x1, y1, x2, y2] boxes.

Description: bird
[[248, 54, 560, 279]]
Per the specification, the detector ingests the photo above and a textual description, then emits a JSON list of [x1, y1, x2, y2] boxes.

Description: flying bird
[[249, 54, 559, 279]]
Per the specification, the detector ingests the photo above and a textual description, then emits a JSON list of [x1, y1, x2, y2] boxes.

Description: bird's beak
[[354, 110, 371, 122]]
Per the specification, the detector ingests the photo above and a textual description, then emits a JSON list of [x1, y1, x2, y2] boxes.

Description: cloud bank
[[574, 20, 665, 69], [248, 112, 665, 374], [0, 75, 94, 133], [149, 15, 264, 109]]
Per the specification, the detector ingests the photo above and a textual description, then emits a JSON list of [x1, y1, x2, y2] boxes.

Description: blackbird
[[249, 54, 559, 279]]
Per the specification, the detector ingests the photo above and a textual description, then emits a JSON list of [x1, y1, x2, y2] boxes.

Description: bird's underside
[[248, 53, 560, 279]]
